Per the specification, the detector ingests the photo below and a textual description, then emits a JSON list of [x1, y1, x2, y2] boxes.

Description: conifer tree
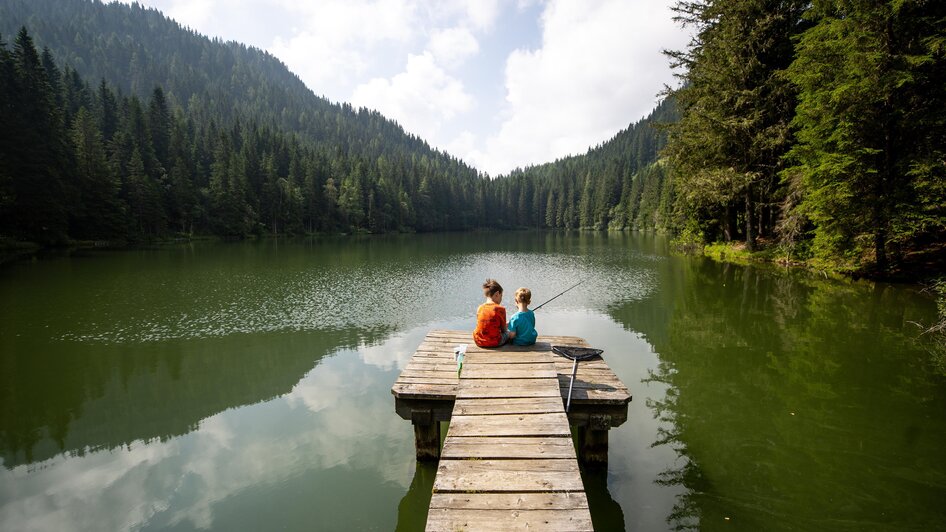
[[8, 27, 68, 243], [785, 0, 946, 273], [71, 107, 125, 238], [665, 0, 808, 248]]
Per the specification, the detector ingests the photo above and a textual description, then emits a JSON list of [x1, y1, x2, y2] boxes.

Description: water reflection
[[0, 340, 416, 531], [395, 463, 436, 532], [1, 233, 941, 531], [613, 258, 946, 530], [582, 466, 626, 531], [0, 328, 384, 468]]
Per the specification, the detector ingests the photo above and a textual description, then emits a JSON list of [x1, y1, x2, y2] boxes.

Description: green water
[[1, 233, 943, 531]]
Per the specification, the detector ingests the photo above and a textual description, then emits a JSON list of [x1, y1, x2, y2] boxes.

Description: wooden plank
[[395, 376, 461, 385], [557, 374, 627, 389], [452, 397, 563, 415], [460, 365, 557, 379], [391, 383, 456, 399], [457, 386, 561, 399], [447, 413, 571, 437], [396, 371, 458, 380], [399, 366, 458, 375], [425, 509, 593, 532], [552, 362, 616, 372], [432, 459, 584, 493], [429, 492, 588, 510], [459, 377, 559, 390], [463, 354, 556, 364], [561, 387, 631, 404], [442, 436, 577, 459]]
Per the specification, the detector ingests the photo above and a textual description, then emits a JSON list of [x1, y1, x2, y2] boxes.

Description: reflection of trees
[[613, 257, 945, 530], [395, 462, 436, 532], [0, 327, 384, 468], [580, 464, 627, 531]]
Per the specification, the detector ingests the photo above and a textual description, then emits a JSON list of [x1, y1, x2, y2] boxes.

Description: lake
[[1, 232, 944, 531]]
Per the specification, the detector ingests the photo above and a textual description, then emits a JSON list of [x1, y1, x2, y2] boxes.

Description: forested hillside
[[0, 0, 674, 245], [490, 100, 676, 231], [2, 0, 944, 280], [0, 0, 491, 243]]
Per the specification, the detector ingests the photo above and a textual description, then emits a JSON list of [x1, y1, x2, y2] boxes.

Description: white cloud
[[350, 52, 474, 142], [427, 27, 479, 68], [116, 0, 688, 177], [161, 0, 216, 29], [268, 0, 418, 98], [425, 0, 501, 32], [444, 131, 483, 165], [475, 0, 689, 175]]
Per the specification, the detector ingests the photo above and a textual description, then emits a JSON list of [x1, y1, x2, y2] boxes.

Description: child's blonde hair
[[514, 287, 531, 305]]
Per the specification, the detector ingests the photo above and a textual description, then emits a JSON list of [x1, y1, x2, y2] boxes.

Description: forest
[[663, 0, 946, 276], [1, 0, 944, 278]]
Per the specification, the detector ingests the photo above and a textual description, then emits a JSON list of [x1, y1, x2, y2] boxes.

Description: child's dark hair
[[483, 278, 503, 297]]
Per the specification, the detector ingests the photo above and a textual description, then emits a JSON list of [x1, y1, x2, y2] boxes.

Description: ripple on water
[[57, 247, 658, 344]]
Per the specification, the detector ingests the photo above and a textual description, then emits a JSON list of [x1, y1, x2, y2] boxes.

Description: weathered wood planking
[[441, 436, 577, 459], [429, 492, 589, 510], [452, 397, 564, 416], [425, 332, 593, 532], [425, 509, 593, 532], [395, 329, 630, 493], [392, 330, 631, 405], [433, 459, 586, 492], [447, 413, 571, 437]]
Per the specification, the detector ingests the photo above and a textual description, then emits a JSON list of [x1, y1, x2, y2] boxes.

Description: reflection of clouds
[[0, 437, 179, 532], [357, 326, 431, 370], [0, 347, 415, 532]]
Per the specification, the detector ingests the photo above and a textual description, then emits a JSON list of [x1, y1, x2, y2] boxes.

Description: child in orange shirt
[[473, 278, 515, 348]]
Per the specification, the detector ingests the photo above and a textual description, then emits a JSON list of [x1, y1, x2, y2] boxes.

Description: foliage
[[664, 0, 946, 278], [670, 219, 704, 254], [665, 0, 809, 250], [928, 278, 946, 376], [493, 100, 678, 231], [784, 0, 946, 276], [0, 1, 493, 241]]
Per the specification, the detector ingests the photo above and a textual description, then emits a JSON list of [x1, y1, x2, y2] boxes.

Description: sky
[[117, 0, 691, 176]]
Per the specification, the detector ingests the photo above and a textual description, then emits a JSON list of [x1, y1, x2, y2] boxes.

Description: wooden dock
[[392, 330, 632, 531]]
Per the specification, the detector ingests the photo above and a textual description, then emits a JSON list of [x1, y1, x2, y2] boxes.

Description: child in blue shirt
[[508, 287, 537, 346]]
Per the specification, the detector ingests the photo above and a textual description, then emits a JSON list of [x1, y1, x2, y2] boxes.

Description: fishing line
[[532, 279, 585, 311]]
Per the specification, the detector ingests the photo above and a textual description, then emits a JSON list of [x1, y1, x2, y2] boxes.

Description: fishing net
[[551, 345, 603, 361]]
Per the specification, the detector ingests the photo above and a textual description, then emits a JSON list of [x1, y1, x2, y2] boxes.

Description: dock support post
[[579, 414, 610, 465], [411, 410, 440, 461]]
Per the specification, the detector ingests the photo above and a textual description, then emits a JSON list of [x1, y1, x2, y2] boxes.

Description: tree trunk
[[745, 190, 755, 251], [724, 204, 737, 241]]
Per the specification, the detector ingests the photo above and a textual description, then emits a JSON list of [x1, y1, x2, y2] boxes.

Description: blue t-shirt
[[508, 309, 537, 346]]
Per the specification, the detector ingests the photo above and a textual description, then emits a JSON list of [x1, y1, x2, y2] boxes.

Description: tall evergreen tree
[[6, 27, 68, 243], [665, 0, 808, 249], [71, 106, 125, 238], [785, 0, 946, 273]]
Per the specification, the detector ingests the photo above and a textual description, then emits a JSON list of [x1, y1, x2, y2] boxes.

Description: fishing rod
[[532, 279, 585, 311]]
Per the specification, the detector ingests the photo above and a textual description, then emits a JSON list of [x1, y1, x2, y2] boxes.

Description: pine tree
[[785, 0, 946, 273], [665, 0, 808, 249], [71, 106, 125, 238], [7, 27, 68, 243]]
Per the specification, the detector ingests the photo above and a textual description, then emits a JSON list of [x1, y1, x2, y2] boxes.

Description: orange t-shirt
[[473, 302, 506, 347]]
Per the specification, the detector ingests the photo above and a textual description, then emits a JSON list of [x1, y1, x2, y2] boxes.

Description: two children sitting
[[473, 279, 538, 348]]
